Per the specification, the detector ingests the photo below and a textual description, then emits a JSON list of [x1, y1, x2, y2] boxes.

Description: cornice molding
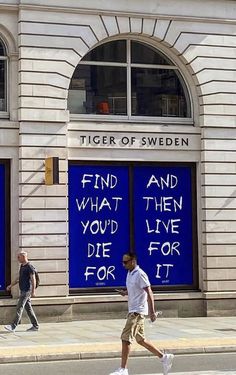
[[0, 2, 234, 25], [16, 4, 236, 26], [0, 3, 18, 11]]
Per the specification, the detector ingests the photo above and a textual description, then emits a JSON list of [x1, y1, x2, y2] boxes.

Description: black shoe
[[26, 326, 39, 332]]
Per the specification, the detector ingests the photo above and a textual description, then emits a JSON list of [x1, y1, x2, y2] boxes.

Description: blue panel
[[0, 164, 5, 290], [133, 166, 193, 286], [69, 165, 129, 288]]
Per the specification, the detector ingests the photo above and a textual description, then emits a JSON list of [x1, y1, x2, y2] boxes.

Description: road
[[0, 353, 235, 375]]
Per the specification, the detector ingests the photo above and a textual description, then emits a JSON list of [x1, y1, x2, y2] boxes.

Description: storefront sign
[[134, 166, 194, 286], [70, 131, 200, 150], [69, 163, 197, 290], [69, 165, 129, 288]]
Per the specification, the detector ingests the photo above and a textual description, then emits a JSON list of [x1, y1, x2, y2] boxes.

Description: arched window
[[0, 39, 7, 112], [68, 40, 191, 119]]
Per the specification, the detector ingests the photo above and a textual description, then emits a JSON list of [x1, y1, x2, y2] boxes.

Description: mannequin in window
[[96, 100, 110, 114]]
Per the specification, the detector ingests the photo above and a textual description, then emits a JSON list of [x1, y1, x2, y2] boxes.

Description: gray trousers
[[12, 291, 39, 328]]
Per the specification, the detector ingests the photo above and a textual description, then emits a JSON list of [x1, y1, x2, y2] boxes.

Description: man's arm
[[115, 288, 128, 296], [6, 277, 19, 291], [144, 286, 157, 322], [30, 273, 36, 297]]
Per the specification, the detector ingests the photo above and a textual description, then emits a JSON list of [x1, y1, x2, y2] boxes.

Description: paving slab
[[0, 317, 235, 363]]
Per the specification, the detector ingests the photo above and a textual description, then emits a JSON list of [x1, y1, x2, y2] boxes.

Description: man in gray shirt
[[4, 251, 39, 332]]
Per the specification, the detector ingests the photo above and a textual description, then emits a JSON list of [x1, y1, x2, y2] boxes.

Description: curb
[[1, 345, 236, 364]]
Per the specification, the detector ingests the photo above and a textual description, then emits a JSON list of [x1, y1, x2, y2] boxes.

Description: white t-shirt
[[126, 265, 150, 315]]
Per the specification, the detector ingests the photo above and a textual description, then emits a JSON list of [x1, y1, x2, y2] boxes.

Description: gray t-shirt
[[19, 263, 35, 292]]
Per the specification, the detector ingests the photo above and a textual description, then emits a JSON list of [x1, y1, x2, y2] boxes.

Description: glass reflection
[[131, 41, 171, 65], [69, 65, 127, 115], [131, 68, 189, 117], [68, 40, 191, 118], [83, 40, 126, 63], [0, 61, 6, 111]]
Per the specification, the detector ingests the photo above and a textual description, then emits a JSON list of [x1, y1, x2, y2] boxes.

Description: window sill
[[0, 112, 9, 119], [70, 114, 194, 126]]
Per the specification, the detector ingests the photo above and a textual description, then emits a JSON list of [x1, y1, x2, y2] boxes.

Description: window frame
[[0, 159, 11, 296], [0, 39, 8, 117], [69, 39, 193, 125]]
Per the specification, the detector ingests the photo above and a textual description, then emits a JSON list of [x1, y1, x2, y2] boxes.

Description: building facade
[[0, 0, 236, 321]]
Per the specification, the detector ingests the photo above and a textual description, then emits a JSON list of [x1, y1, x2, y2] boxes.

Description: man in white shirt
[[109, 253, 174, 375]]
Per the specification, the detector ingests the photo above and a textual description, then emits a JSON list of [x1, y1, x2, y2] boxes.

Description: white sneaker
[[161, 353, 174, 375], [109, 368, 129, 375], [4, 325, 15, 332]]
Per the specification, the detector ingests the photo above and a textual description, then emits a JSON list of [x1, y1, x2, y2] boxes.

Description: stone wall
[[0, 0, 235, 317]]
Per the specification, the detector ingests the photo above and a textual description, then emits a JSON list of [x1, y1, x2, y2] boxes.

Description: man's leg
[[120, 313, 139, 368], [121, 340, 131, 368], [138, 339, 163, 358], [109, 314, 135, 374], [12, 292, 29, 328], [138, 339, 174, 375], [25, 297, 39, 328]]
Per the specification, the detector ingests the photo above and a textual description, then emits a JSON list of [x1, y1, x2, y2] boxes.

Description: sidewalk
[[0, 317, 236, 363]]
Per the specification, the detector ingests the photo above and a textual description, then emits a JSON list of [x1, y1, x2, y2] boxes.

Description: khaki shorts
[[121, 312, 145, 343]]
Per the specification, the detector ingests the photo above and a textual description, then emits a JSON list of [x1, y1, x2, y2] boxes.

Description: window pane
[[0, 41, 5, 56], [0, 61, 6, 111], [131, 68, 190, 117], [82, 40, 126, 63], [68, 65, 127, 115], [131, 41, 171, 65]]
